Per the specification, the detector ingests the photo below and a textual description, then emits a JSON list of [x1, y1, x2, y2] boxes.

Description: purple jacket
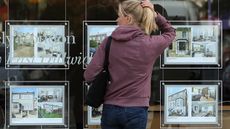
[[84, 14, 176, 107]]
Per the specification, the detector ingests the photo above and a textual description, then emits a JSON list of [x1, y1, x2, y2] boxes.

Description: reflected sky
[[88, 25, 117, 36], [13, 25, 65, 35]]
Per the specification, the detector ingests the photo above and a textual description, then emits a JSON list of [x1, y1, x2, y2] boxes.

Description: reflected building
[[89, 33, 107, 45], [14, 32, 34, 46]]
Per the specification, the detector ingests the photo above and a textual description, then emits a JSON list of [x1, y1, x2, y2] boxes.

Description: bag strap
[[103, 36, 112, 70]]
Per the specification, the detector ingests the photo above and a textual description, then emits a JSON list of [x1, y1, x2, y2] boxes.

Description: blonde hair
[[119, 0, 158, 35]]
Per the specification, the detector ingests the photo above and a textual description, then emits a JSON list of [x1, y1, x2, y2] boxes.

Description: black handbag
[[85, 36, 112, 108]]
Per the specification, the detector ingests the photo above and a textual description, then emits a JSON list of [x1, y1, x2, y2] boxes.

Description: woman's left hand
[[140, 0, 154, 10]]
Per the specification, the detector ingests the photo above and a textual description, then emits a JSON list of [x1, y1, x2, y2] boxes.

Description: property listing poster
[[8, 24, 66, 65], [164, 85, 218, 124], [10, 86, 65, 125], [164, 24, 220, 65]]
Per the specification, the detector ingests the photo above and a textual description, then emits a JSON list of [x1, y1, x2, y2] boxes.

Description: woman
[[84, 0, 176, 128]]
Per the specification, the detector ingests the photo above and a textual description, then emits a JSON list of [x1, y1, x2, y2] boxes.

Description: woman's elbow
[[170, 29, 176, 42], [84, 71, 94, 82]]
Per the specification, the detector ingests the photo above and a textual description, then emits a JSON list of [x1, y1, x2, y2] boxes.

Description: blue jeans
[[101, 104, 148, 129]]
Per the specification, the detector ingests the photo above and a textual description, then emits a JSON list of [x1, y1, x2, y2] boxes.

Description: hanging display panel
[[5, 81, 69, 128], [5, 21, 70, 69], [83, 81, 102, 126], [161, 21, 222, 69], [160, 80, 222, 128]]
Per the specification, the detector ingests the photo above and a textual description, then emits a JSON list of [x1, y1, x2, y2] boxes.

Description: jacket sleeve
[[84, 37, 108, 82], [147, 13, 176, 56]]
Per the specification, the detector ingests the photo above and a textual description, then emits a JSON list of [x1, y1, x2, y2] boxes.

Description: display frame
[[5, 20, 70, 70], [160, 80, 222, 128], [83, 81, 102, 127], [160, 21, 222, 69], [0, 22, 2, 32], [83, 20, 117, 69], [0, 21, 4, 66], [5, 81, 69, 128]]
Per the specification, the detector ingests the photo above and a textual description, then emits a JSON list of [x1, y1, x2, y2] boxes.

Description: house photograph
[[13, 27, 35, 57], [167, 87, 188, 117], [11, 87, 38, 119], [166, 27, 192, 57]]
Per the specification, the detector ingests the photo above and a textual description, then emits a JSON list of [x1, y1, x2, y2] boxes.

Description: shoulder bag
[[85, 36, 112, 108]]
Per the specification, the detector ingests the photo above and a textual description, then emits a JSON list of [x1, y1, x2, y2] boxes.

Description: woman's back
[[104, 13, 175, 106]]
